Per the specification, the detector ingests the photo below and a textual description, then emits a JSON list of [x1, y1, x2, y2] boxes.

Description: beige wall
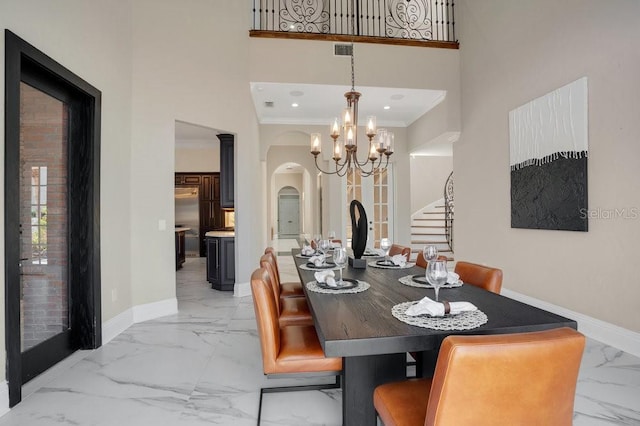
[[410, 156, 453, 213], [274, 173, 303, 234], [130, 0, 263, 306], [0, 0, 134, 379], [456, 0, 640, 332], [175, 143, 220, 172]]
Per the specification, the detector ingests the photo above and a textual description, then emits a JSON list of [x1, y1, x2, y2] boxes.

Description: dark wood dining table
[[292, 249, 578, 426]]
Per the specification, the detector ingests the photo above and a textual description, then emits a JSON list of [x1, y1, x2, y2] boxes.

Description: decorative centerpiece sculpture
[[349, 200, 368, 268]]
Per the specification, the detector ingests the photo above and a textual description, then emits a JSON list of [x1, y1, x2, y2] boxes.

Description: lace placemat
[[299, 263, 341, 271], [306, 280, 370, 294], [398, 274, 464, 289], [392, 301, 488, 330], [367, 261, 416, 270]]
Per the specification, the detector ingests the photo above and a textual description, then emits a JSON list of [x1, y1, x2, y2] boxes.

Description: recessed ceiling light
[[384, 105, 391, 110], [390, 94, 404, 100], [290, 90, 304, 97], [291, 103, 299, 108]]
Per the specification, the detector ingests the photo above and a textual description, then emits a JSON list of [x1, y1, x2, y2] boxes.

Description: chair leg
[[257, 375, 341, 425]]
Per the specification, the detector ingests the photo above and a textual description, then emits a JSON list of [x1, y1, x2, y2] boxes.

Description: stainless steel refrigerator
[[175, 186, 200, 257]]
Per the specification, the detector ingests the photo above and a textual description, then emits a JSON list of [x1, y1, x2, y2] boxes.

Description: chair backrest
[[454, 261, 503, 294], [264, 247, 281, 281], [425, 327, 585, 426], [389, 244, 411, 261], [416, 253, 448, 269], [259, 253, 282, 311], [250, 267, 281, 375]]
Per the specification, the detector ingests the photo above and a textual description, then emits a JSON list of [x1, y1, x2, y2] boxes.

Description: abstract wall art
[[509, 77, 589, 231]]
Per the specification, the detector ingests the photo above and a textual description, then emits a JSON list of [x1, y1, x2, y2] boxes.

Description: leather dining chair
[[264, 247, 304, 298], [260, 254, 313, 327], [389, 244, 412, 261], [454, 261, 503, 294], [250, 267, 342, 425], [374, 328, 585, 426], [415, 253, 448, 269]]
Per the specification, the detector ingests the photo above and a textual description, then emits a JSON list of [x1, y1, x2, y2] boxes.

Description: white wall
[[456, 0, 640, 332], [409, 156, 453, 213]]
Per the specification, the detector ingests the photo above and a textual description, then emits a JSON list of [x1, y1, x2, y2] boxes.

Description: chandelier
[[309, 42, 394, 177]]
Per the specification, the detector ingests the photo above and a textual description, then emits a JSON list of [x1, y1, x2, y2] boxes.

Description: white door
[[346, 165, 393, 249], [278, 188, 300, 236]]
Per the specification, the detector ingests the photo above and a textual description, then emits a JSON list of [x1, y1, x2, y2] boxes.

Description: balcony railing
[[251, 0, 457, 47]]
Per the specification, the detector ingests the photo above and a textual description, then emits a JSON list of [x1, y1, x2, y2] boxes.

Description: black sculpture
[[350, 200, 368, 259]]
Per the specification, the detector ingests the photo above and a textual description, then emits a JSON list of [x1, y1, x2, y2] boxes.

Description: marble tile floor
[[0, 254, 638, 425]]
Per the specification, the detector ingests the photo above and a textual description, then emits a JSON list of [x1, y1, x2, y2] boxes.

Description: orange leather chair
[[389, 244, 412, 261], [374, 328, 585, 426], [251, 267, 342, 424], [415, 253, 448, 269], [454, 261, 503, 294], [263, 247, 304, 298], [260, 254, 313, 327]]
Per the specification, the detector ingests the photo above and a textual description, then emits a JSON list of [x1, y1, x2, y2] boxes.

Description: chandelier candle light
[[310, 44, 394, 177]]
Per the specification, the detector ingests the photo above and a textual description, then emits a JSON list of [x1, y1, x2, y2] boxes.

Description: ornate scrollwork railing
[[444, 171, 454, 251], [252, 0, 457, 43]]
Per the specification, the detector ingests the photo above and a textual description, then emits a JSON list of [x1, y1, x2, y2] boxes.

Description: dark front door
[[5, 30, 102, 406]]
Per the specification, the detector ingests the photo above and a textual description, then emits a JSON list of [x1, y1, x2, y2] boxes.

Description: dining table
[[292, 248, 578, 426]]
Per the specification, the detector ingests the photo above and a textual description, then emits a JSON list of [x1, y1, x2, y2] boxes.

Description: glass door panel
[[19, 82, 70, 356]]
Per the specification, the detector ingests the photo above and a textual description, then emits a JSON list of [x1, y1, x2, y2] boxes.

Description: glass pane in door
[[19, 82, 69, 352]]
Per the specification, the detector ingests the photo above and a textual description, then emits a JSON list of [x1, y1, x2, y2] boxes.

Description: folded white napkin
[[447, 271, 460, 284], [391, 254, 407, 267], [301, 245, 315, 256], [314, 270, 336, 287], [308, 255, 325, 266], [405, 296, 477, 317]]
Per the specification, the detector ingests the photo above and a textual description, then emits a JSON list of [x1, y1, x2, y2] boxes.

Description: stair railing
[[444, 171, 454, 251]]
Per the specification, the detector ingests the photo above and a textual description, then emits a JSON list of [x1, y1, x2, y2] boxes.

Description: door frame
[[4, 30, 102, 406]]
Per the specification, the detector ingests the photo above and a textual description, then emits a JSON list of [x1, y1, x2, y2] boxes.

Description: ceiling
[[175, 83, 453, 156], [250, 82, 445, 128]]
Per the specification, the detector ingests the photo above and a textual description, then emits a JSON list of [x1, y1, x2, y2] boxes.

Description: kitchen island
[[175, 227, 190, 270], [205, 231, 235, 291]]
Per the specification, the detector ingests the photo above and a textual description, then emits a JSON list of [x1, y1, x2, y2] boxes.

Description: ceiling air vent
[[264, 101, 274, 108], [334, 43, 352, 57]]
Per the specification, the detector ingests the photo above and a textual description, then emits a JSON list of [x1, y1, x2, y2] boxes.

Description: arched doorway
[[277, 186, 300, 237]]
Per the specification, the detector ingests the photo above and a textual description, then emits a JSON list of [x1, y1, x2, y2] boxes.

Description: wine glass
[[380, 238, 392, 265], [313, 234, 321, 252], [333, 247, 348, 286], [328, 230, 336, 240], [426, 259, 448, 302], [319, 239, 331, 264], [423, 244, 439, 262]]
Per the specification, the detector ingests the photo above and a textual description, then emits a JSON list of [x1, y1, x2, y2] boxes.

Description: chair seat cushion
[[374, 378, 432, 426], [273, 325, 342, 374], [279, 296, 313, 327], [280, 281, 304, 298]]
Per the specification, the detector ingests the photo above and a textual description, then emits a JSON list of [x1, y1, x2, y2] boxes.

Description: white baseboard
[[102, 307, 134, 345], [132, 297, 178, 323], [234, 282, 251, 298], [502, 288, 640, 359], [102, 297, 178, 345], [0, 381, 9, 418]]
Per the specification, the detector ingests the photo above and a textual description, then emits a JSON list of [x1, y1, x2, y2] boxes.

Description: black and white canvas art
[[509, 77, 588, 231]]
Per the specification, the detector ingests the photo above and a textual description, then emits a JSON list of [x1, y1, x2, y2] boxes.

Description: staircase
[[410, 198, 454, 263]]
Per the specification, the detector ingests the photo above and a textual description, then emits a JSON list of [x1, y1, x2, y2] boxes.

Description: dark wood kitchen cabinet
[[218, 134, 234, 208], [206, 235, 235, 291], [175, 172, 223, 257]]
